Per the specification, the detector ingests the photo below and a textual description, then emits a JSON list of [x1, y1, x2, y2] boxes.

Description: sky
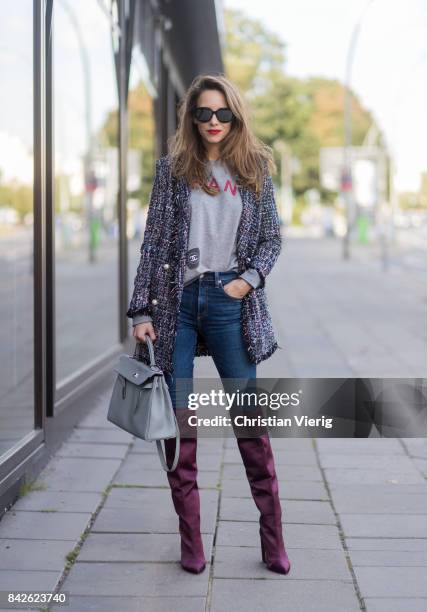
[[224, 0, 427, 192]]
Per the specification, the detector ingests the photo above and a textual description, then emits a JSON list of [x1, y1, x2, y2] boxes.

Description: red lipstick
[[208, 129, 221, 134]]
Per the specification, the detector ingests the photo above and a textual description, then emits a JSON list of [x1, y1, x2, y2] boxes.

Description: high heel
[[260, 528, 291, 574], [260, 536, 266, 562], [164, 430, 206, 574], [179, 513, 206, 574], [236, 434, 291, 576]]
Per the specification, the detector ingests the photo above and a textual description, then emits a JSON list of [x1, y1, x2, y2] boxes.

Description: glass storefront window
[[54, 0, 120, 384], [127, 48, 156, 318], [0, 2, 34, 456]]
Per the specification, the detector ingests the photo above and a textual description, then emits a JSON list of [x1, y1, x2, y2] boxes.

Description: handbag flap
[[113, 354, 162, 386]]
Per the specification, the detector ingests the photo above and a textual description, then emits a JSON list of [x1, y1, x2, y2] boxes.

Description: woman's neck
[[205, 143, 221, 161]]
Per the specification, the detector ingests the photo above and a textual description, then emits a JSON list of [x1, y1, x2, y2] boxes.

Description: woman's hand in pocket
[[133, 322, 156, 343], [223, 278, 252, 299]]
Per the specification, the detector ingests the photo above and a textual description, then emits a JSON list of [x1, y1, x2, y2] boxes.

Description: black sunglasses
[[193, 107, 234, 123]]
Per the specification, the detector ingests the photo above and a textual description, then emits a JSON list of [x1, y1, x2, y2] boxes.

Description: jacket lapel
[[236, 184, 252, 258], [175, 176, 191, 230]]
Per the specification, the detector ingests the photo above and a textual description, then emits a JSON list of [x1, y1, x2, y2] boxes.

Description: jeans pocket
[[219, 280, 243, 301]]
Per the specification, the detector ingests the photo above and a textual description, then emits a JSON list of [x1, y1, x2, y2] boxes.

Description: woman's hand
[[133, 322, 156, 343], [222, 278, 252, 299]]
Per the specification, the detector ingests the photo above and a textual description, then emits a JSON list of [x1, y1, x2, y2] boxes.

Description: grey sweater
[[133, 159, 260, 327]]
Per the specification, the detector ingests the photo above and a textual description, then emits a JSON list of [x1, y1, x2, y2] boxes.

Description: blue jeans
[[165, 271, 257, 412]]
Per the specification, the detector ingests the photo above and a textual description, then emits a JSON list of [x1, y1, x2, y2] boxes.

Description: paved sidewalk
[[1, 235, 427, 611], [258, 235, 427, 379], [0, 392, 426, 612]]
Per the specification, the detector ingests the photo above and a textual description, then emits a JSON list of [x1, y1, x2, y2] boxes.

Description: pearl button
[[151, 299, 158, 305], [163, 263, 170, 269]]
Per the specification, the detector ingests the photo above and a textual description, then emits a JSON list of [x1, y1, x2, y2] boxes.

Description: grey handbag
[[107, 335, 180, 472]]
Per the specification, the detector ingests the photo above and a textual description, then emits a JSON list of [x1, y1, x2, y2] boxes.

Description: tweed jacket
[[126, 153, 282, 375]]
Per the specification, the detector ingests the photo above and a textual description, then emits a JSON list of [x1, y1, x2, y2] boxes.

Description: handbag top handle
[[143, 334, 156, 366]]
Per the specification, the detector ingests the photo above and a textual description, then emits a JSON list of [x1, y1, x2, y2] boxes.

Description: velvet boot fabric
[[236, 434, 291, 574], [164, 412, 206, 574]]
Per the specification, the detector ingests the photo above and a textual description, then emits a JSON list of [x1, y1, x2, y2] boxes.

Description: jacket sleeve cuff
[[132, 314, 153, 326], [238, 268, 262, 289]]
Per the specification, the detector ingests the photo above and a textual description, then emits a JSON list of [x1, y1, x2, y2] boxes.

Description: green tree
[[223, 8, 383, 204], [224, 9, 286, 94], [0, 180, 33, 222], [103, 81, 155, 206]]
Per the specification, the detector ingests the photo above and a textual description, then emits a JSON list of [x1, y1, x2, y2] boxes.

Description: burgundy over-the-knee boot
[[164, 426, 206, 574], [236, 434, 291, 575]]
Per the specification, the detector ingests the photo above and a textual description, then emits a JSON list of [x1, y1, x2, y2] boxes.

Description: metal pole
[[280, 146, 286, 223], [343, 0, 375, 259], [273, 139, 288, 225]]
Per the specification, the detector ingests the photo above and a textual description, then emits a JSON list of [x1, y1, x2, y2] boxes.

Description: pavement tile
[[330, 487, 427, 514], [77, 532, 213, 563], [50, 596, 206, 612], [0, 511, 91, 541], [223, 448, 318, 466], [346, 538, 427, 552], [340, 514, 427, 538], [215, 521, 343, 549], [213, 545, 352, 580], [0, 539, 73, 571], [0, 570, 60, 592], [120, 446, 222, 473], [222, 463, 323, 481], [210, 579, 360, 612], [328, 483, 427, 495], [219, 497, 336, 524], [220, 478, 329, 500], [269, 438, 315, 451], [403, 439, 427, 459], [66, 428, 133, 444], [354, 566, 427, 597], [114, 454, 220, 488], [412, 458, 427, 477], [319, 453, 417, 471], [11, 491, 102, 513], [349, 550, 427, 566], [37, 457, 123, 492], [77, 411, 117, 429], [55, 442, 129, 460], [51, 595, 141, 611], [316, 439, 405, 454], [289, 365, 354, 376], [58, 562, 209, 597], [364, 598, 427, 612], [94, 488, 218, 534], [127, 438, 158, 453], [323, 468, 424, 485], [194, 438, 226, 454]]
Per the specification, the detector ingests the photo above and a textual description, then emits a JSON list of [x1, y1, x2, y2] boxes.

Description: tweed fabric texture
[[126, 154, 282, 375]]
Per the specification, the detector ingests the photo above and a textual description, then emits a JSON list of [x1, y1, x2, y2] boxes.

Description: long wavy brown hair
[[167, 74, 276, 199]]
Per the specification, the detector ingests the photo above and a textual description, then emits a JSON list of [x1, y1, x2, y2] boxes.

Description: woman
[[126, 74, 290, 576]]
